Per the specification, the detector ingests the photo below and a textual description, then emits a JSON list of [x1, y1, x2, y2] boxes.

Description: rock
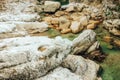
[[87, 41, 100, 53], [17, 22, 48, 34], [72, 30, 96, 55], [70, 21, 83, 33], [0, 22, 16, 33], [66, 5, 75, 12], [35, 5, 44, 13], [51, 18, 59, 25], [36, 55, 99, 80], [103, 19, 120, 36], [0, 22, 48, 39], [55, 11, 65, 17], [0, 36, 72, 80], [87, 20, 101, 30], [0, 0, 40, 21], [59, 17, 71, 34], [36, 67, 83, 80], [76, 3, 85, 12], [0, 13, 40, 22], [62, 55, 99, 80], [43, 17, 52, 24], [79, 16, 89, 27], [87, 23, 96, 29], [65, 3, 85, 12], [44, 1, 61, 12], [70, 12, 82, 21]]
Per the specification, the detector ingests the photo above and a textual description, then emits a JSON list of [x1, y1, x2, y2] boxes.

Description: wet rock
[[72, 30, 96, 55], [44, 1, 61, 12], [70, 21, 83, 33]]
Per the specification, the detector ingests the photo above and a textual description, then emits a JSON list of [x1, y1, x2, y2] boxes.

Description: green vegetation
[[95, 26, 120, 80]]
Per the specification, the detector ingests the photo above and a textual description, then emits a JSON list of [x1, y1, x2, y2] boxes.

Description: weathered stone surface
[[0, 0, 40, 22], [103, 19, 120, 36], [0, 22, 48, 39], [0, 36, 72, 80], [62, 55, 99, 80], [70, 21, 83, 33], [36, 55, 99, 80], [59, 17, 71, 34], [79, 16, 89, 27], [87, 41, 100, 53], [72, 30, 96, 55], [44, 1, 61, 12]]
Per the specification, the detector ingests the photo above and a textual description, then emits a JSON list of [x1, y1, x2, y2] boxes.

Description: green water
[[95, 26, 120, 80]]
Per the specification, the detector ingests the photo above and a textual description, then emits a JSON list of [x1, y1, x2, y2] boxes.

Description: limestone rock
[[70, 21, 83, 33], [62, 55, 99, 80], [36, 67, 83, 80], [87, 41, 100, 53], [72, 30, 96, 55], [59, 17, 71, 34], [44, 1, 61, 12], [36, 55, 99, 80], [80, 16, 89, 27], [103, 19, 120, 36], [0, 0, 40, 21], [55, 11, 65, 17], [0, 22, 48, 39], [0, 36, 72, 80], [87, 23, 96, 29]]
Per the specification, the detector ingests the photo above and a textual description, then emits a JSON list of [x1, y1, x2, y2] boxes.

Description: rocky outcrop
[[0, 36, 72, 80], [0, 31, 100, 80]]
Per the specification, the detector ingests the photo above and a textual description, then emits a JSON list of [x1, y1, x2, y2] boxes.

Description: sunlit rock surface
[[0, 0, 40, 21], [0, 34, 99, 80], [0, 36, 72, 80]]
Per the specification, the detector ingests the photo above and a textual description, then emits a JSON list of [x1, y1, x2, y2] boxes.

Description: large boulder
[[0, 30, 100, 80], [37, 55, 99, 80], [44, 1, 61, 12], [70, 21, 83, 33], [0, 36, 72, 80]]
